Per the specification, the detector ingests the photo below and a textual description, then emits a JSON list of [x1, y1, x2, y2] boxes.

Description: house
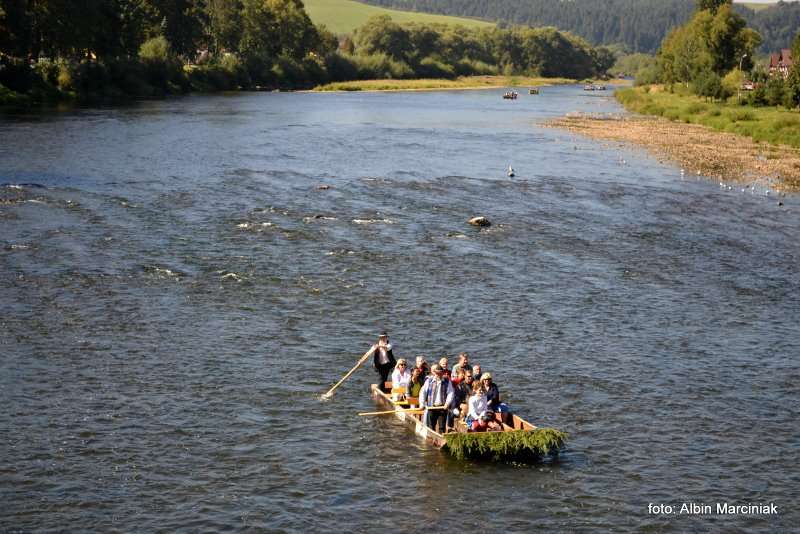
[[769, 49, 793, 79]]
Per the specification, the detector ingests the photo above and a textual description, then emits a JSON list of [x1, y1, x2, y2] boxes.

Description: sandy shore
[[545, 113, 800, 192]]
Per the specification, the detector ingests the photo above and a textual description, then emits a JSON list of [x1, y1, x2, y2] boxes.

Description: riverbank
[[311, 75, 578, 92], [616, 86, 800, 148], [546, 112, 800, 192]]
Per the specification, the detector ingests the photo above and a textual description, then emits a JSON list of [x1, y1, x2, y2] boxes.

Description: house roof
[[769, 50, 793, 69]]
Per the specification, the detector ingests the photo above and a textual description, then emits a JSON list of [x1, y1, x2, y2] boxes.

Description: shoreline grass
[[312, 75, 578, 92], [616, 85, 800, 148]]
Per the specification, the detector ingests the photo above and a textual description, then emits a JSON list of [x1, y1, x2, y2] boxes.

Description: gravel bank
[[546, 113, 800, 192]]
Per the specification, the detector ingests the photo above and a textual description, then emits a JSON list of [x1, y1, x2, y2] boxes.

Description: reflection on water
[[1, 87, 798, 531]]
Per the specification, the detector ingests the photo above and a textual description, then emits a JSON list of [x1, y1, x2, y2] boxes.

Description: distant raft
[[369, 384, 566, 463]]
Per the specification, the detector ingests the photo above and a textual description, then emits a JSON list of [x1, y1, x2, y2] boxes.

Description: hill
[[357, 0, 800, 53], [303, 0, 492, 35]]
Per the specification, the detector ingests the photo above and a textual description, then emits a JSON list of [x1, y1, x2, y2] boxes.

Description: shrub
[[139, 36, 171, 64], [415, 56, 455, 79], [33, 60, 60, 85], [454, 58, 497, 76], [56, 64, 73, 90], [352, 53, 414, 79], [325, 53, 360, 82], [0, 55, 34, 92], [218, 53, 250, 88], [772, 116, 800, 130], [727, 109, 755, 122], [71, 61, 112, 95], [686, 102, 707, 115], [138, 36, 185, 92]]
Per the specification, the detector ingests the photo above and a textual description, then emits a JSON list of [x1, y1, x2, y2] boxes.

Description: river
[[1, 86, 798, 532]]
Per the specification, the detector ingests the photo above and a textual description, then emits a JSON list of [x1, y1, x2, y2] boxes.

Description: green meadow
[[739, 2, 775, 12], [303, 0, 493, 35], [313, 75, 574, 92], [617, 85, 800, 148]]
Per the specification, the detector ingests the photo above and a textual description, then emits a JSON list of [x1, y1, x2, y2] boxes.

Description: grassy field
[[313, 75, 576, 91], [304, 0, 492, 35], [616, 85, 800, 147], [738, 2, 776, 12]]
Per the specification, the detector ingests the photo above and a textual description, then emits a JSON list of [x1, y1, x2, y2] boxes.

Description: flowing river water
[[1, 86, 798, 532]]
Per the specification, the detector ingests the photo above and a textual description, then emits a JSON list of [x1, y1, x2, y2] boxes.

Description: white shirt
[[468, 393, 488, 420], [391, 368, 411, 389], [419, 376, 455, 408], [376, 343, 393, 365]]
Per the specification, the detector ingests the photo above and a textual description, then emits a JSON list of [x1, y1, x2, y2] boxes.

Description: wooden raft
[[369, 382, 538, 451]]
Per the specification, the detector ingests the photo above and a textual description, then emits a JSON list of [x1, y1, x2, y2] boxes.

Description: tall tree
[[696, 0, 731, 14], [354, 15, 412, 61], [206, 0, 243, 53]]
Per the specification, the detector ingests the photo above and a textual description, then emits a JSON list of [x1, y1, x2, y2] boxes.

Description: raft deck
[[370, 383, 539, 449]]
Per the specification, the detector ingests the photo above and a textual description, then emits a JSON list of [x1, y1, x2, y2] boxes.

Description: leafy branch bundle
[[445, 428, 567, 462]]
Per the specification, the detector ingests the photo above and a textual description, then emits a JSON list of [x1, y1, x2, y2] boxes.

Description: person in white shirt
[[467, 382, 488, 430], [418, 364, 455, 433], [390, 359, 411, 399]]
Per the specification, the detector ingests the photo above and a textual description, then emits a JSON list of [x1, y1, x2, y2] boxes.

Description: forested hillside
[[359, 0, 800, 53]]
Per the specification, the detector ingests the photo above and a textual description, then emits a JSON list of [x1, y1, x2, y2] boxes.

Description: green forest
[[631, 0, 800, 109], [360, 0, 800, 54], [0, 0, 613, 104]]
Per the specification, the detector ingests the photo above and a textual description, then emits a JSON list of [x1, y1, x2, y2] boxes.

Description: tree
[[144, 0, 207, 57], [696, 0, 731, 14], [592, 47, 616, 76], [207, 0, 243, 53], [656, 4, 760, 86], [692, 69, 724, 100], [354, 15, 411, 61]]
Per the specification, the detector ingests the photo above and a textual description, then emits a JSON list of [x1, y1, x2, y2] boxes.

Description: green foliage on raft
[[445, 428, 567, 462]]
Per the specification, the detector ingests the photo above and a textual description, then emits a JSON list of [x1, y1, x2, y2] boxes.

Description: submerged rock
[[468, 216, 491, 227]]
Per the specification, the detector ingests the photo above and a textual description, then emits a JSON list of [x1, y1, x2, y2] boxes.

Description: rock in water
[[468, 216, 491, 227]]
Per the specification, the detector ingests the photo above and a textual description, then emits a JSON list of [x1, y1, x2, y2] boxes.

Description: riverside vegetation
[[551, 0, 800, 189], [0, 1, 612, 106]]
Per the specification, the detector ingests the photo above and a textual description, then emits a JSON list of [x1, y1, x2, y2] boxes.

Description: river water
[[1, 86, 798, 532]]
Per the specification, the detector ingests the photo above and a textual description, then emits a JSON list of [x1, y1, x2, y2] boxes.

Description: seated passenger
[[438, 356, 451, 379], [407, 367, 425, 399], [451, 367, 466, 386], [450, 369, 471, 427], [481, 372, 510, 416], [471, 363, 482, 381], [472, 411, 503, 432], [391, 359, 411, 398], [466, 382, 487, 430], [414, 356, 430, 378]]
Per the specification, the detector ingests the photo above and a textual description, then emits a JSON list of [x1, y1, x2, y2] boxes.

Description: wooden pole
[[321, 346, 376, 400], [358, 406, 446, 416]]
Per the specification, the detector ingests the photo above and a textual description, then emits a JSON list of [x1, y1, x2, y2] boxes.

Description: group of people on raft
[[371, 332, 510, 434]]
